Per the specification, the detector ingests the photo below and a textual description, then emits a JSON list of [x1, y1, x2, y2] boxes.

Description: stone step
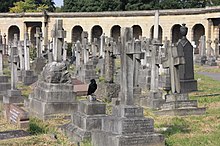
[[92, 131, 164, 146], [154, 107, 206, 116], [102, 116, 154, 135], [161, 100, 198, 110], [72, 111, 107, 131]]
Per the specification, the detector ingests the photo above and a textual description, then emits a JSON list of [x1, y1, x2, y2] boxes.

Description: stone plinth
[[29, 81, 77, 120], [0, 75, 10, 100], [92, 105, 164, 146], [140, 91, 165, 109], [61, 100, 107, 142], [21, 70, 38, 85], [154, 94, 206, 116], [96, 82, 120, 102], [180, 79, 197, 93]]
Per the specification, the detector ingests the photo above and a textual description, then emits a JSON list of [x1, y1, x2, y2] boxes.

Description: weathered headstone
[[29, 20, 77, 120], [35, 27, 43, 58], [96, 37, 120, 102], [3, 34, 23, 120], [92, 28, 164, 146], [214, 38, 219, 59], [155, 24, 206, 116], [21, 33, 38, 85]]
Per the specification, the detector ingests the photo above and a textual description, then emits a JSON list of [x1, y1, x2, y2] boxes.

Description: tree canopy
[[63, 0, 220, 12], [8, 0, 55, 13]]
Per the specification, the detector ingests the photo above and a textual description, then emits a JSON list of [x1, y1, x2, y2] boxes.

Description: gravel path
[[197, 72, 220, 81]]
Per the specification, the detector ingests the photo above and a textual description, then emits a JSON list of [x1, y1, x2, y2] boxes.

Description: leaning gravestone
[[29, 20, 77, 120], [155, 24, 206, 116], [92, 28, 164, 146]]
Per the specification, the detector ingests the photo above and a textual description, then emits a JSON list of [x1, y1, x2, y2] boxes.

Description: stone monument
[[155, 24, 206, 116], [92, 28, 164, 146], [29, 20, 77, 120]]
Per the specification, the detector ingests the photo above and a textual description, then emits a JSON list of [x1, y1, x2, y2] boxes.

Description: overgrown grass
[[155, 67, 220, 146]]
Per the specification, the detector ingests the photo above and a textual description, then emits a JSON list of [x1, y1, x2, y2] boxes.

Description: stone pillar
[[100, 33, 105, 58], [18, 41, 24, 71], [153, 10, 159, 39], [35, 27, 43, 58], [24, 32, 30, 70], [3, 33, 7, 55], [207, 19, 213, 57], [214, 38, 219, 58], [81, 32, 89, 64], [53, 20, 66, 62], [11, 34, 18, 90], [63, 41, 67, 61], [75, 41, 81, 69]]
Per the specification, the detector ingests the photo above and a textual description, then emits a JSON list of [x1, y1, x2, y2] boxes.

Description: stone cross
[[81, 31, 89, 64], [134, 39, 142, 87], [92, 38, 98, 58], [214, 38, 219, 58], [11, 34, 19, 90], [100, 33, 105, 58], [153, 10, 159, 39], [63, 41, 68, 61], [24, 32, 30, 70], [52, 20, 66, 62], [18, 41, 24, 70], [35, 27, 42, 58], [104, 37, 115, 83], [75, 41, 81, 69], [120, 27, 143, 105], [0, 33, 3, 75]]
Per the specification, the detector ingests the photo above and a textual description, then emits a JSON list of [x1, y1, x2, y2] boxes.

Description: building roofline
[[0, 6, 220, 18]]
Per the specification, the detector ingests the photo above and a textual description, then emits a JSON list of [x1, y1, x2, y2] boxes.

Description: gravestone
[[140, 11, 165, 109], [77, 32, 98, 84], [96, 37, 120, 102], [63, 41, 67, 61], [61, 100, 107, 142], [29, 20, 77, 120], [92, 28, 164, 146], [21, 33, 38, 85], [206, 39, 217, 66], [32, 29, 47, 74], [3, 34, 24, 120], [0, 33, 10, 99], [155, 24, 206, 116]]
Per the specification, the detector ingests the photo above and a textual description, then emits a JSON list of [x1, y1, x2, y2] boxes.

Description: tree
[[0, 0, 19, 12], [9, 0, 55, 13]]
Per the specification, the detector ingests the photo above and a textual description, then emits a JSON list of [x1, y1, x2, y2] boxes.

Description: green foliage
[[81, 139, 92, 146], [9, 0, 55, 13], [0, 0, 19, 12], [28, 118, 50, 135], [63, 0, 220, 12], [29, 46, 37, 61], [162, 117, 190, 137]]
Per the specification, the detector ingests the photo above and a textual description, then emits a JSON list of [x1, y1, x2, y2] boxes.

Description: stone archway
[[192, 24, 205, 47], [8, 25, 20, 43], [111, 25, 121, 42], [72, 25, 83, 43], [91, 25, 103, 46], [171, 24, 181, 44], [150, 25, 163, 42], [132, 25, 142, 39]]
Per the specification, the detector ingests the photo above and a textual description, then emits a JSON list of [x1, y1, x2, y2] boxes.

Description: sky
[[54, 0, 63, 7]]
